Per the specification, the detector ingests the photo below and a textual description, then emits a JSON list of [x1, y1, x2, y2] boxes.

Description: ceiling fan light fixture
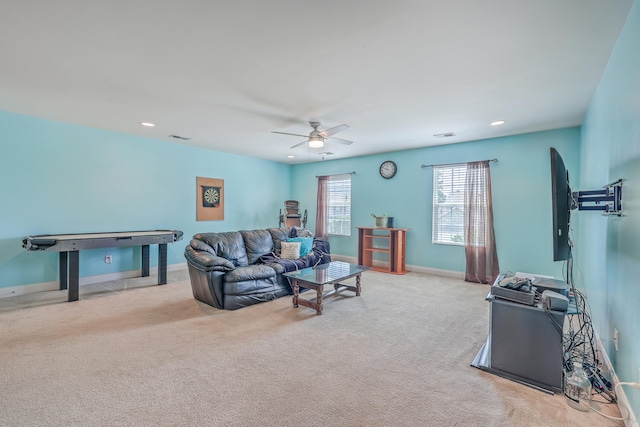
[[308, 136, 324, 148]]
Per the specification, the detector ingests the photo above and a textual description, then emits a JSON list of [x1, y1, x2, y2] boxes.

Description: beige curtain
[[315, 176, 329, 239], [464, 161, 500, 284]]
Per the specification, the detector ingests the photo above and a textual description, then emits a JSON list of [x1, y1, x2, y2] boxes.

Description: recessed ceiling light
[[140, 122, 155, 127], [490, 120, 505, 126], [287, 155, 295, 158]]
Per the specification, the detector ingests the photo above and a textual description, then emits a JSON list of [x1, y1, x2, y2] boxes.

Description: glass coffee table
[[283, 261, 370, 315]]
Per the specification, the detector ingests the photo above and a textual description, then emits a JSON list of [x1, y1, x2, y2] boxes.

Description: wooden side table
[[356, 227, 409, 274]]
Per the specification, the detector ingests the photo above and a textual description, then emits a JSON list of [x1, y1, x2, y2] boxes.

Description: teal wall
[[0, 108, 581, 290], [579, 0, 640, 415], [0, 110, 290, 289], [291, 127, 580, 279]]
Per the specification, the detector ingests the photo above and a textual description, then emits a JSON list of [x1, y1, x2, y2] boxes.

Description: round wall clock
[[379, 160, 397, 179]]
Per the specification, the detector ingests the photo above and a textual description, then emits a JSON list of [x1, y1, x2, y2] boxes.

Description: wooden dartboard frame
[[196, 177, 224, 221]]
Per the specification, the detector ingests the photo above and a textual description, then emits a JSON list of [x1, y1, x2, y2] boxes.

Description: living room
[[1, 1, 639, 425]]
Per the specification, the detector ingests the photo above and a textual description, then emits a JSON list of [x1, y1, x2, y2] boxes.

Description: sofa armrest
[[185, 245, 235, 272]]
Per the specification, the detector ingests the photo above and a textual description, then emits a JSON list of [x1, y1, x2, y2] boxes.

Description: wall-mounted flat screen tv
[[550, 147, 572, 261]]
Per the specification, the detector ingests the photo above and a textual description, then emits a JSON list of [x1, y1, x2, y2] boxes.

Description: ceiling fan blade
[[328, 136, 353, 145], [272, 131, 309, 138], [290, 140, 308, 149], [319, 124, 349, 138]]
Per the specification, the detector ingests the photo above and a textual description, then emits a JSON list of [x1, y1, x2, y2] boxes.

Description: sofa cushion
[[240, 229, 274, 265], [193, 232, 248, 267], [185, 242, 235, 271], [224, 264, 276, 283], [267, 227, 290, 256], [189, 238, 215, 254], [223, 277, 288, 310], [265, 261, 286, 274]]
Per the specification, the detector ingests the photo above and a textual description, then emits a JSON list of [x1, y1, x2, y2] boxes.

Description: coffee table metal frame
[[284, 261, 369, 315]]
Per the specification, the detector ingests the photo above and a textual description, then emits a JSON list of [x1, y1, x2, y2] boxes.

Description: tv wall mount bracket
[[571, 179, 623, 216]]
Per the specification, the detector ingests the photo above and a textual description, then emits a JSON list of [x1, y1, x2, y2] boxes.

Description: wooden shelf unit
[[356, 227, 409, 274]]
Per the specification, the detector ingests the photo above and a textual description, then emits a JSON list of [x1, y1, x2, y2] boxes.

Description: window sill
[[432, 241, 464, 247]]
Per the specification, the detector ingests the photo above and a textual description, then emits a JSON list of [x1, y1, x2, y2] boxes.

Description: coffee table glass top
[[283, 261, 369, 285]]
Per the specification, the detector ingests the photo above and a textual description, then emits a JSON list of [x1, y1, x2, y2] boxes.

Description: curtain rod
[[421, 158, 498, 168], [316, 171, 356, 178]]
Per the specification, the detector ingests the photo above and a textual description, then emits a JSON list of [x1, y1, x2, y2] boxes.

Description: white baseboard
[[0, 280, 59, 298], [0, 262, 187, 299], [594, 331, 638, 426], [3, 254, 464, 299], [330, 254, 465, 280], [329, 254, 358, 264], [405, 264, 466, 280]]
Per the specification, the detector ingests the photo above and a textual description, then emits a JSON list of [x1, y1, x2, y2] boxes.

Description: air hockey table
[[22, 230, 183, 301]]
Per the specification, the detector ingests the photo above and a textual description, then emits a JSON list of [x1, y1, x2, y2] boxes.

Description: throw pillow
[[288, 237, 313, 257], [280, 241, 301, 260], [295, 228, 315, 238]]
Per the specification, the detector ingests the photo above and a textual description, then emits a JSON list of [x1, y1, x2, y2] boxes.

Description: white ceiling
[[0, 1, 633, 164]]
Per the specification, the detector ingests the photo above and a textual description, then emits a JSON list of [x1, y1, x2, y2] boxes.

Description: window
[[432, 164, 466, 245], [327, 174, 351, 236]]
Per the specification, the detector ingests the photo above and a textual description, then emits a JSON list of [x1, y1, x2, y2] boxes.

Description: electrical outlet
[[613, 328, 619, 351], [105, 255, 112, 264]]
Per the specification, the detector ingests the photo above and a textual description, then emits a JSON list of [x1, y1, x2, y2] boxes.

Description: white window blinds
[[432, 164, 466, 245], [327, 174, 351, 236]]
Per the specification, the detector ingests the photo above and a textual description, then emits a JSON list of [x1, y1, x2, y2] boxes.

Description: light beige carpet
[[0, 270, 623, 426]]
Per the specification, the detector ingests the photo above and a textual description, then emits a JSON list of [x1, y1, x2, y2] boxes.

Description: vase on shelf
[[371, 214, 387, 228]]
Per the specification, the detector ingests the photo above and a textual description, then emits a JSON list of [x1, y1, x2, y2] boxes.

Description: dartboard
[[202, 186, 221, 207], [204, 188, 219, 204]]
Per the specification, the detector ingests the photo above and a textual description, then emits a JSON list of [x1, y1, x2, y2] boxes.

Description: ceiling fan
[[272, 121, 353, 149]]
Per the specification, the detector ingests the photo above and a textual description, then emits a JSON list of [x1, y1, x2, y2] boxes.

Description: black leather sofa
[[184, 227, 330, 310]]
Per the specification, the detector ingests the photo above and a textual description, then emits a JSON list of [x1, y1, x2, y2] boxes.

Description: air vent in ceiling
[[169, 134, 191, 141], [433, 132, 456, 138]]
